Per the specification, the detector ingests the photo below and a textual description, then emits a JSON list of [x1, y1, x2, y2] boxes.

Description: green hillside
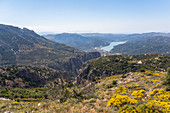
[[44, 33, 110, 51], [0, 65, 63, 88], [111, 35, 170, 56], [0, 24, 83, 66], [77, 54, 170, 83], [0, 24, 100, 77]]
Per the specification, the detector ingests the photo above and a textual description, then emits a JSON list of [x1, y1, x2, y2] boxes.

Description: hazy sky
[[0, 0, 170, 33]]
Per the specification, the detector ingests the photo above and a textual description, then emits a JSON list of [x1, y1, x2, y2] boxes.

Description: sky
[[0, 0, 170, 34]]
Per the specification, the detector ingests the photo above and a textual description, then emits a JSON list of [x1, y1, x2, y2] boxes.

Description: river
[[101, 41, 126, 51]]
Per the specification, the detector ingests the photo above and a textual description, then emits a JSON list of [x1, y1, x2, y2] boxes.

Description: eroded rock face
[[58, 52, 101, 77]]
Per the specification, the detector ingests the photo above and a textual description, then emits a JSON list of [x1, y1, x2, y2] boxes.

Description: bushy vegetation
[[77, 54, 170, 83], [0, 24, 100, 78], [0, 65, 62, 87], [1, 69, 169, 113], [162, 67, 170, 91], [0, 54, 169, 112], [0, 87, 48, 101], [106, 71, 170, 113]]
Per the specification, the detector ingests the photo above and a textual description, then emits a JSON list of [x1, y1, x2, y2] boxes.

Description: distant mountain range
[[44, 33, 108, 51], [44, 32, 170, 56], [44, 33, 128, 51]]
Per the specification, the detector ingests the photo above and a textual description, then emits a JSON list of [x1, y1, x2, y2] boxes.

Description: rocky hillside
[[77, 54, 170, 83], [0, 24, 100, 77], [0, 65, 63, 87], [0, 54, 169, 112], [1, 69, 169, 112], [56, 52, 101, 77]]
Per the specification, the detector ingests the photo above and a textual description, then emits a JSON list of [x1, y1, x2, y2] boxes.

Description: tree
[[162, 67, 170, 91]]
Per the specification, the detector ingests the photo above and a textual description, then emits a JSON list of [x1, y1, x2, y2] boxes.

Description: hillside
[[0, 65, 63, 88], [0, 65, 169, 112], [77, 54, 170, 83], [0, 24, 100, 76], [80, 33, 127, 41], [44, 33, 110, 51], [44, 32, 170, 56], [0, 54, 169, 112], [0, 24, 82, 65], [111, 33, 170, 56]]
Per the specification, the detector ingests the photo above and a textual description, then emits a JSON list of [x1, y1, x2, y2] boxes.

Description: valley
[[0, 24, 170, 113], [1, 0, 170, 112], [0, 54, 169, 113], [44, 32, 170, 57]]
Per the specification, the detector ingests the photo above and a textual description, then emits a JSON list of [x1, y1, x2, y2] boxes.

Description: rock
[[137, 60, 142, 64], [121, 72, 133, 78], [38, 103, 41, 106], [59, 52, 101, 77], [4, 111, 13, 113]]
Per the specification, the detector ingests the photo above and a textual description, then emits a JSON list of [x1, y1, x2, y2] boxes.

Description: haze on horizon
[[0, 0, 170, 34]]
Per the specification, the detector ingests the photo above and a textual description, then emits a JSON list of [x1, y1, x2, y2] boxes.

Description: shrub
[[95, 108, 104, 112], [162, 67, 170, 91], [139, 69, 145, 72], [112, 80, 117, 85], [107, 94, 138, 108], [131, 90, 146, 100], [119, 105, 139, 113], [137, 102, 163, 113], [106, 84, 114, 89]]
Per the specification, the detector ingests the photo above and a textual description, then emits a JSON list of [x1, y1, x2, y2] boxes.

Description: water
[[101, 41, 126, 51]]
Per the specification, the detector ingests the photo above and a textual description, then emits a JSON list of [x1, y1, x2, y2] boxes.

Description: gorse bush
[[107, 94, 138, 107]]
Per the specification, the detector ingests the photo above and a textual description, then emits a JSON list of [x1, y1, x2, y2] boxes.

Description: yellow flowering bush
[[115, 86, 128, 93], [131, 90, 146, 100], [145, 70, 153, 74], [152, 80, 159, 84], [120, 91, 128, 95], [159, 91, 170, 101], [119, 105, 139, 113], [156, 83, 161, 87], [107, 94, 138, 108], [149, 89, 164, 97], [151, 99, 170, 111], [148, 89, 170, 112], [137, 102, 163, 113]]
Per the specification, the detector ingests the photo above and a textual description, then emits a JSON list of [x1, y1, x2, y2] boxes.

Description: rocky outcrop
[[77, 66, 102, 84], [59, 52, 101, 77]]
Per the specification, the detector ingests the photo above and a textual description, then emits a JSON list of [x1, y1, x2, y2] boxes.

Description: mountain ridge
[[0, 24, 101, 77]]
